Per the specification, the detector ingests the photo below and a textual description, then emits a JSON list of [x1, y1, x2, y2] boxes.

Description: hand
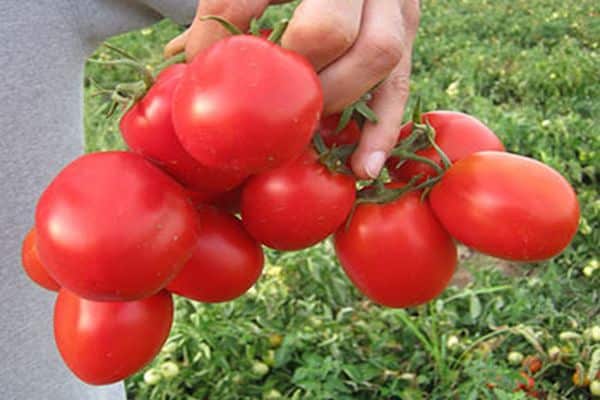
[[165, 0, 420, 179]]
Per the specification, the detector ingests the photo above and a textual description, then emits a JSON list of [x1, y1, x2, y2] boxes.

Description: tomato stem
[[267, 19, 289, 44], [199, 15, 243, 35]]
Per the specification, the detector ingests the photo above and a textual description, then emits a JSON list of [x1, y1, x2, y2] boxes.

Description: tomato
[[54, 289, 173, 385], [522, 356, 543, 374], [21, 227, 60, 291], [35, 151, 198, 301], [241, 148, 356, 250], [387, 111, 505, 182], [318, 114, 361, 148], [334, 184, 457, 308], [167, 206, 263, 302], [120, 64, 246, 195], [429, 151, 580, 261], [172, 35, 323, 175]]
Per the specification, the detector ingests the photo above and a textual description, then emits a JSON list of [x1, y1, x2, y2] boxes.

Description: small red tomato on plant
[[430, 151, 580, 261], [167, 206, 264, 302], [522, 355, 543, 374], [35, 151, 198, 301], [120, 64, 246, 195], [387, 111, 505, 182], [172, 35, 323, 175], [334, 183, 457, 308], [54, 289, 173, 385], [241, 148, 356, 251], [21, 227, 60, 291]]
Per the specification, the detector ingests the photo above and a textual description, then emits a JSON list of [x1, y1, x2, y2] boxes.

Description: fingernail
[[365, 151, 386, 179]]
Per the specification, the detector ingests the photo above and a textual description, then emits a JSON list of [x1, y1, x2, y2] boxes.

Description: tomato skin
[[173, 35, 323, 174], [387, 111, 505, 182], [334, 185, 457, 308], [54, 289, 173, 385], [241, 149, 356, 250], [120, 64, 246, 195], [21, 228, 60, 291], [167, 206, 263, 302], [35, 151, 199, 301], [429, 151, 580, 261], [318, 114, 361, 148]]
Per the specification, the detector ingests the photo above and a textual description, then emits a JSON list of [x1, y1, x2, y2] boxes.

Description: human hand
[[164, 0, 420, 179]]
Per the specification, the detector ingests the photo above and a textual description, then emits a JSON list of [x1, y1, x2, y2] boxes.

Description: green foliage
[[83, 0, 599, 398]]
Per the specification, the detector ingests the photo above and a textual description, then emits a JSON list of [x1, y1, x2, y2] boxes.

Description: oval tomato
[[120, 64, 246, 195], [241, 149, 356, 250], [172, 35, 323, 174], [21, 227, 60, 291], [429, 151, 580, 261], [387, 111, 504, 182], [35, 151, 198, 301], [334, 185, 457, 308], [167, 206, 263, 302], [54, 289, 173, 385]]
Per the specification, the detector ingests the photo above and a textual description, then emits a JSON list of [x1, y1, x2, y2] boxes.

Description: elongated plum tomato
[[120, 64, 246, 195], [21, 227, 60, 291], [167, 206, 263, 302], [334, 184, 457, 308], [35, 151, 198, 301], [241, 148, 356, 250], [429, 151, 580, 261], [387, 111, 505, 182], [172, 35, 323, 174], [54, 289, 173, 385]]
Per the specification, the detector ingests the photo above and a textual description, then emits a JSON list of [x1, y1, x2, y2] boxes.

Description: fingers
[[281, 0, 364, 71], [164, 28, 190, 59], [185, 0, 272, 61], [351, 0, 420, 179]]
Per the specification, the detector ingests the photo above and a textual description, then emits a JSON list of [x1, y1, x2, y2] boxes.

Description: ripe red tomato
[[429, 151, 580, 261], [35, 151, 199, 301], [241, 149, 356, 250], [21, 227, 60, 291], [172, 35, 323, 175], [318, 114, 361, 148], [334, 184, 457, 308], [54, 289, 173, 385], [387, 111, 505, 182], [167, 206, 263, 302], [120, 64, 246, 195]]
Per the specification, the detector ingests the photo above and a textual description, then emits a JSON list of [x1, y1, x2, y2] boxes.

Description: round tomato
[[387, 111, 505, 182], [318, 114, 361, 148], [35, 151, 198, 301], [120, 64, 246, 195], [334, 185, 457, 308], [167, 206, 263, 302], [54, 289, 173, 385], [172, 35, 323, 175], [21, 227, 60, 291], [429, 151, 580, 261], [241, 149, 356, 250]]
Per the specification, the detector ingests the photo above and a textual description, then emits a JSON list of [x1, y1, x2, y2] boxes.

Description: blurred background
[[85, 0, 599, 398]]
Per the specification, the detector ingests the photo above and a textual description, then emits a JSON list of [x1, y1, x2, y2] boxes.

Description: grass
[[84, 1, 599, 398]]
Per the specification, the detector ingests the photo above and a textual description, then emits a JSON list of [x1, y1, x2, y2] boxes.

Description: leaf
[[470, 294, 482, 321]]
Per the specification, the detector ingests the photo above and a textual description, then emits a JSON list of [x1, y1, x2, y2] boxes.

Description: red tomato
[[429, 151, 580, 261], [54, 289, 173, 385], [120, 64, 246, 195], [387, 111, 505, 182], [241, 149, 356, 250], [172, 35, 323, 175], [318, 114, 361, 148], [167, 206, 263, 302], [334, 184, 457, 308], [35, 151, 198, 301], [21, 228, 60, 291]]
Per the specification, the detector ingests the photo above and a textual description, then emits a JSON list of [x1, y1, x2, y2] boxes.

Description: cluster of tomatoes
[[20, 27, 580, 386]]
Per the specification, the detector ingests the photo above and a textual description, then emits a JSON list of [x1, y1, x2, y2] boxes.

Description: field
[[84, 1, 599, 399]]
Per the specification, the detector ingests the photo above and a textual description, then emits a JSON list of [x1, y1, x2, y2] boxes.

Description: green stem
[[102, 43, 138, 61], [267, 19, 289, 44], [88, 59, 154, 88], [392, 150, 444, 175], [199, 15, 243, 35], [396, 310, 434, 354], [442, 285, 512, 304], [155, 53, 186, 72]]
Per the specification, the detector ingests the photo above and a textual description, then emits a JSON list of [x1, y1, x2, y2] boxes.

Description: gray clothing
[[0, 1, 195, 399]]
